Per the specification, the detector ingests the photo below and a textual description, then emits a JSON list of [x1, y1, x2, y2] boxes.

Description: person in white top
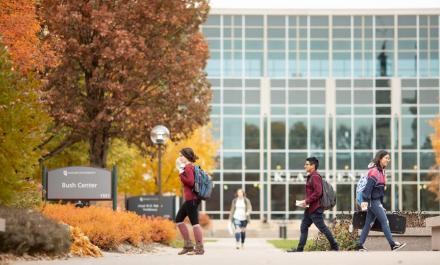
[[229, 189, 252, 249]]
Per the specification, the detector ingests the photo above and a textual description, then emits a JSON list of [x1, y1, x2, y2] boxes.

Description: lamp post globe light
[[150, 125, 170, 196]]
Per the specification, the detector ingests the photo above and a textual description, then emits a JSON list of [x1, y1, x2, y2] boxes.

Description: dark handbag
[[352, 211, 406, 234]]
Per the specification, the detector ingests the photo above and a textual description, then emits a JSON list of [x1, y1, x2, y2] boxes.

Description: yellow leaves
[[429, 117, 440, 200], [69, 226, 103, 257], [106, 124, 219, 197]]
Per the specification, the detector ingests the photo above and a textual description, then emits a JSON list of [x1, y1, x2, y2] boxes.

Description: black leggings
[[175, 199, 200, 225]]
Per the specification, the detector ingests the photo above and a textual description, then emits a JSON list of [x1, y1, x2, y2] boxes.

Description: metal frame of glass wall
[[202, 10, 440, 220]]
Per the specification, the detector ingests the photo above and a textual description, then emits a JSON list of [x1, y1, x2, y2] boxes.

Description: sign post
[[111, 165, 118, 211]]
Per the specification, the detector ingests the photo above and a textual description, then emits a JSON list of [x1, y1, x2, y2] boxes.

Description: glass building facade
[[201, 10, 440, 220]]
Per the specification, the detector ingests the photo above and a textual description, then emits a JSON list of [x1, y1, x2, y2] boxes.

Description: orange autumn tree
[[429, 118, 440, 201], [109, 124, 219, 197], [0, 0, 44, 73]]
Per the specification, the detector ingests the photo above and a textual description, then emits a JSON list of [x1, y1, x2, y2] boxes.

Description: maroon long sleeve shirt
[[179, 163, 198, 201], [305, 170, 323, 213]]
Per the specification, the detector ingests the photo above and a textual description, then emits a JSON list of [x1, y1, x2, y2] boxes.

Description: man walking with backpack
[[287, 157, 339, 252]]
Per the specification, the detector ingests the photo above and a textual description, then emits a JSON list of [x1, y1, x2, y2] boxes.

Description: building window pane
[[336, 118, 351, 149], [223, 118, 242, 149], [402, 184, 418, 211], [289, 184, 305, 211], [420, 187, 439, 211], [402, 152, 417, 170], [205, 183, 220, 211], [354, 152, 373, 170], [271, 119, 286, 149], [289, 118, 308, 149], [245, 184, 260, 211], [354, 118, 373, 149], [223, 152, 242, 170], [376, 118, 391, 149], [271, 152, 286, 170], [337, 185, 352, 211], [310, 118, 325, 149], [337, 152, 351, 170], [289, 152, 308, 170], [245, 119, 260, 149], [420, 118, 434, 149], [402, 117, 417, 149], [271, 185, 286, 211], [245, 152, 259, 170], [420, 152, 436, 170]]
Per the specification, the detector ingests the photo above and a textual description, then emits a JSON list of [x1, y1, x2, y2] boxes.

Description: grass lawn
[[267, 239, 312, 251], [169, 239, 218, 248]]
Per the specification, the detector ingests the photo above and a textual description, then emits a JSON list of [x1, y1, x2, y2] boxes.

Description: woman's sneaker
[[355, 244, 368, 251], [391, 242, 407, 251]]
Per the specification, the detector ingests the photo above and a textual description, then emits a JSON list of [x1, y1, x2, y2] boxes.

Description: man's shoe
[[355, 244, 368, 251], [286, 248, 303, 252], [391, 242, 407, 251]]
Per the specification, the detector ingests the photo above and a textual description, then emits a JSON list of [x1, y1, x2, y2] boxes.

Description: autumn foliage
[[42, 204, 177, 250], [429, 118, 440, 200], [40, 0, 212, 168], [0, 0, 55, 73]]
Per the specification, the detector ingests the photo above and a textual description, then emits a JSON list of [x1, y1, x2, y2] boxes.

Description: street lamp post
[[150, 125, 170, 196]]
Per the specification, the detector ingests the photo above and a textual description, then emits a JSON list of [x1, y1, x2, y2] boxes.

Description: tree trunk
[[89, 127, 109, 168]]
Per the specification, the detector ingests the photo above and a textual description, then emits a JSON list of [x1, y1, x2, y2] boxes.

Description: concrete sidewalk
[[13, 238, 440, 265]]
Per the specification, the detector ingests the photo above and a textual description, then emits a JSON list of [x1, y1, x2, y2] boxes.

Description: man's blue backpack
[[193, 166, 214, 200]]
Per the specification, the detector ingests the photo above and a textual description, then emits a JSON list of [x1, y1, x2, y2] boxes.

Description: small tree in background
[[107, 124, 219, 197], [429, 118, 440, 201], [0, 44, 49, 206]]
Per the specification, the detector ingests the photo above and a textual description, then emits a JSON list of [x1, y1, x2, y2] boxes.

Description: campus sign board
[[126, 195, 176, 219], [45, 167, 113, 200]]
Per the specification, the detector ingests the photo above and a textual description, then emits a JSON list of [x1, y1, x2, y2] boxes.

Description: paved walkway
[[14, 238, 440, 265]]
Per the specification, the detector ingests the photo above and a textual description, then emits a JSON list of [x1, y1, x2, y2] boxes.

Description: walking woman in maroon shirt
[[175, 147, 204, 255]]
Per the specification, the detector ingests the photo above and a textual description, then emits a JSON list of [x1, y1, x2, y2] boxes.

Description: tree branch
[[40, 136, 80, 161]]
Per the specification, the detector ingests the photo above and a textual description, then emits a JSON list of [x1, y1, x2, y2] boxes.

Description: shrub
[[0, 207, 71, 255], [41, 204, 177, 250], [305, 217, 359, 251], [395, 211, 428, 227], [69, 226, 102, 257]]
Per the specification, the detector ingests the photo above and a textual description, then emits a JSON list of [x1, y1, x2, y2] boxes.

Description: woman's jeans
[[359, 199, 395, 247]]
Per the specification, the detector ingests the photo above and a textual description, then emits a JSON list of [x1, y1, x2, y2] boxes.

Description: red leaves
[[41, 0, 211, 166]]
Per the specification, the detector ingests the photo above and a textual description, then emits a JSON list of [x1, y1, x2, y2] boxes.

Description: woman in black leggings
[[175, 147, 204, 255]]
